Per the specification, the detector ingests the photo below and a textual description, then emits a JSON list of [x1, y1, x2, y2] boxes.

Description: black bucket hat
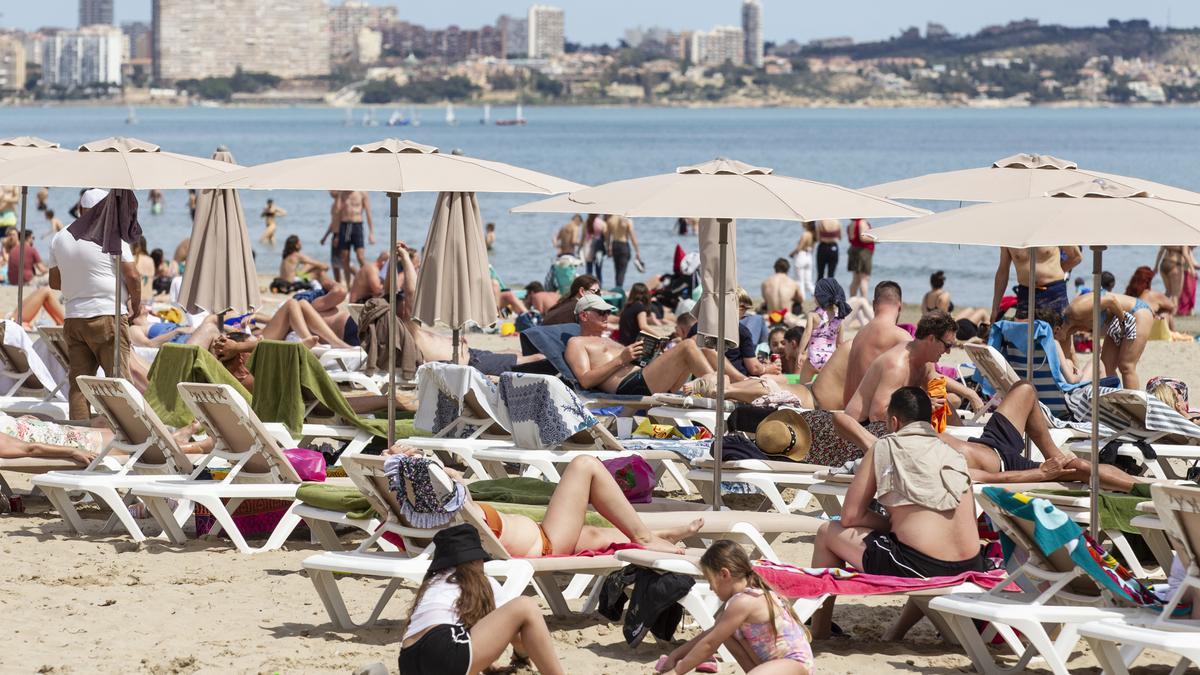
[[429, 523, 492, 574]]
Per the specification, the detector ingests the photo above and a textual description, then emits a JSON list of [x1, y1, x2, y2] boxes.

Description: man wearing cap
[[810, 387, 984, 639], [48, 189, 140, 419], [565, 294, 713, 396]]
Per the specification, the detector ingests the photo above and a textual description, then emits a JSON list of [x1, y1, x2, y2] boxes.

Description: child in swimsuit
[[657, 540, 814, 674]]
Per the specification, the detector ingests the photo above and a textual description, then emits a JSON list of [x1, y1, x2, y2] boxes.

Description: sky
[[4, 1, 1199, 45]]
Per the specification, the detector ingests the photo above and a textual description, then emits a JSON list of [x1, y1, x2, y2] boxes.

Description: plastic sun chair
[[980, 320, 1089, 419], [518, 323, 657, 407], [32, 377, 198, 541], [929, 487, 1176, 675], [301, 453, 535, 630], [1068, 388, 1200, 480], [0, 320, 70, 419], [403, 362, 514, 480], [1079, 482, 1200, 674], [129, 382, 321, 554]]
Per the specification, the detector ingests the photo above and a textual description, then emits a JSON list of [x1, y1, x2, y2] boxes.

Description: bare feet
[[682, 373, 716, 397], [300, 335, 321, 349], [655, 517, 705, 544]]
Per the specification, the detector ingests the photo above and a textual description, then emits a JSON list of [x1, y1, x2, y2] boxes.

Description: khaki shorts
[[848, 246, 873, 274]]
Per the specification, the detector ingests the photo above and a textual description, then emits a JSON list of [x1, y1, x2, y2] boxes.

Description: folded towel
[[146, 343, 251, 427], [469, 477, 557, 504], [296, 482, 375, 520], [1038, 489, 1147, 534], [753, 559, 1008, 598]]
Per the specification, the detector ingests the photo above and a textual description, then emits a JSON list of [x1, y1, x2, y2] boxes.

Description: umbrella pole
[[386, 192, 400, 448], [1025, 248, 1037, 459], [452, 328, 460, 364], [16, 186, 26, 320], [113, 254, 122, 377], [711, 217, 730, 512], [1089, 246, 1105, 540]]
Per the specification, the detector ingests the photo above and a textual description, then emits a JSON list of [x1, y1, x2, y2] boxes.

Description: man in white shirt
[[47, 189, 141, 418]]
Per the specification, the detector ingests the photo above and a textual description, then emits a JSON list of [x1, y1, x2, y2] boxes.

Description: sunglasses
[[591, 309, 613, 317], [939, 337, 955, 352]]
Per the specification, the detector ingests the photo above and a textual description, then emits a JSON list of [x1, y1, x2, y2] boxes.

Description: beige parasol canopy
[[0, 137, 64, 318], [862, 153, 1200, 204], [512, 158, 928, 509], [412, 191, 499, 356], [183, 139, 582, 446], [515, 158, 931, 220], [177, 148, 261, 317], [186, 139, 585, 194], [870, 177, 1200, 539], [0, 137, 241, 190]]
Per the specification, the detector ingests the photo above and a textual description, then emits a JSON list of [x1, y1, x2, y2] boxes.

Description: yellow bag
[[1148, 318, 1171, 341], [633, 418, 683, 439]]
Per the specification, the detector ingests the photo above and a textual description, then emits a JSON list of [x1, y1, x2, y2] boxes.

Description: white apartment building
[[691, 25, 745, 66], [528, 5, 565, 59], [41, 25, 122, 87]]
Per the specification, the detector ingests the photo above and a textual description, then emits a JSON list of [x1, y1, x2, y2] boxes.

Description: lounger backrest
[[977, 490, 1100, 598], [963, 343, 1018, 396], [77, 376, 193, 474], [414, 363, 508, 437], [1099, 390, 1200, 445], [341, 454, 438, 553], [36, 326, 70, 371], [178, 382, 301, 484], [989, 320, 1073, 416], [497, 372, 604, 450], [1152, 483, 1200, 580], [0, 322, 31, 379]]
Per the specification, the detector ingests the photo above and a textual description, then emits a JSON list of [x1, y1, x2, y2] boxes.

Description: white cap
[[574, 294, 617, 315], [80, 188, 108, 209]]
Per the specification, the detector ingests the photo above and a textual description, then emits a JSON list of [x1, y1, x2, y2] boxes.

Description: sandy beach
[[2, 280, 1198, 673]]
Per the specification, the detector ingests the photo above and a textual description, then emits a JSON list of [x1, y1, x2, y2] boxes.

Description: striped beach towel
[[984, 320, 1089, 418], [1064, 387, 1200, 445]]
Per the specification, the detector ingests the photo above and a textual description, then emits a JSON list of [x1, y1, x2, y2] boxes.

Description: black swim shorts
[[615, 369, 651, 396], [861, 532, 985, 579], [399, 623, 471, 675], [968, 411, 1037, 472]]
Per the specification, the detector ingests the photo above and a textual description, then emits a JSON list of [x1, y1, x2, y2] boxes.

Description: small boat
[[362, 109, 379, 127], [387, 109, 408, 126], [445, 102, 458, 126], [125, 106, 138, 125], [496, 103, 527, 126], [410, 105, 421, 127], [481, 103, 491, 125]]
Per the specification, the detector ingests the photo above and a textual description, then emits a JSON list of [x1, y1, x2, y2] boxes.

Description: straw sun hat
[[755, 409, 812, 463]]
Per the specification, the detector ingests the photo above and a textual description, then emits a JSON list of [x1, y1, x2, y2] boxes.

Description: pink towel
[[752, 560, 1009, 598]]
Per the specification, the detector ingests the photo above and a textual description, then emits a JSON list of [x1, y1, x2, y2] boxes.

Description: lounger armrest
[[615, 549, 703, 574]]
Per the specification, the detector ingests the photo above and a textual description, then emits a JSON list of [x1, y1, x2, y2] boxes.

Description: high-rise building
[[80, 0, 114, 27], [497, 14, 527, 58], [153, 0, 331, 81], [329, 0, 397, 64], [691, 26, 745, 66], [42, 25, 122, 87], [527, 5, 564, 59], [121, 21, 152, 61], [0, 35, 27, 92], [741, 0, 763, 68]]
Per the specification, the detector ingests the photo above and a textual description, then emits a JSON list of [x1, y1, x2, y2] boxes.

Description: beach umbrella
[[869, 178, 1200, 538], [412, 191, 498, 361], [0, 137, 244, 375], [863, 153, 1200, 387], [513, 158, 930, 509], [177, 147, 261, 318], [186, 139, 584, 446], [0, 137, 64, 321]]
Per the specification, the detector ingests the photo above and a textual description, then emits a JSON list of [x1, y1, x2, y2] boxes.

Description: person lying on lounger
[[387, 446, 702, 556], [810, 387, 985, 640], [565, 294, 714, 396]]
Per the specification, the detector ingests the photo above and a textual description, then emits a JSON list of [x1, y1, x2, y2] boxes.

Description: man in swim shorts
[[991, 246, 1081, 321]]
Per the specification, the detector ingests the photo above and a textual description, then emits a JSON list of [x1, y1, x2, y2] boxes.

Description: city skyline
[[4, 0, 1199, 45]]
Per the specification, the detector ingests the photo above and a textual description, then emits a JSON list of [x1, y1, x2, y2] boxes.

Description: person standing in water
[[606, 214, 643, 289], [260, 198, 286, 245], [815, 219, 841, 280]]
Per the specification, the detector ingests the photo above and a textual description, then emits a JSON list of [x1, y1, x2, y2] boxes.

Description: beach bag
[[283, 447, 327, 482], [602, 455, 655, 504]]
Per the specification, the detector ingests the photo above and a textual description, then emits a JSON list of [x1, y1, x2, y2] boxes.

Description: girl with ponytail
[[656, 540, 813, 674]]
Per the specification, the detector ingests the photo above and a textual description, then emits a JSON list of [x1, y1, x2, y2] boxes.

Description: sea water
[[1, 104, 1197, 307]]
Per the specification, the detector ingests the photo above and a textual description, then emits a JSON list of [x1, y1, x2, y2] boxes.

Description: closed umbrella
[[413, 192, 498, 360], [177, 147, 260, 318], [0, 137, 64, 320], [0, 137, 243, 374], [695, 218, 738, 351], [186, 139, 583, 446], [514, 158, 929, 509], [864, 154, 1200, 413], [869, 178, 1200, 538]]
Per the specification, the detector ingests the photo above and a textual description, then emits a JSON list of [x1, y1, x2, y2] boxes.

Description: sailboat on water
[[387, 109, 407, 126], [445, 102, 458, 126], [125, 106, 138, 125], [496, 102, 527, 126], [362, 109, 379, 126], [410, 104, 421, 127], [481, 103, 491, 125]]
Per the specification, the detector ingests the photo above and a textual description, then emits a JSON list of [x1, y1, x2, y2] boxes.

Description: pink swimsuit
[[734, 588, 814, 668], [806, 306, 841, 370]]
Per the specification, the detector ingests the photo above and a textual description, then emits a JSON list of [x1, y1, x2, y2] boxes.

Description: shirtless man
[[842, 281, 912, 406], [565, 295, 713, 395], [837, 381, 1140, 494], [844, 310, 982, 424], [990, 246, 1082, 322], [761, 258, 802, 315], [350, 250, 390, 303], [811, 387, 985, 639], [553, 214, 581, 256], [328, 190, 375, 282]]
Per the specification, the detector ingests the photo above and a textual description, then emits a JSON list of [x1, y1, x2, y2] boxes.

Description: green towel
[[145, 343, 252, 427], [484, 501, 612, 528], [246, 340, 388, 438], [1040, 489, 1147, 534], [296, 482, 375, 520], [469, 477, 558, 505]]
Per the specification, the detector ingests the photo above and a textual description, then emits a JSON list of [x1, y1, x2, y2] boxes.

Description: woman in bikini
[[389, 447, 701, 557], [1155, 246, 1196, 308], [1060, 290, 1153, 389]]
